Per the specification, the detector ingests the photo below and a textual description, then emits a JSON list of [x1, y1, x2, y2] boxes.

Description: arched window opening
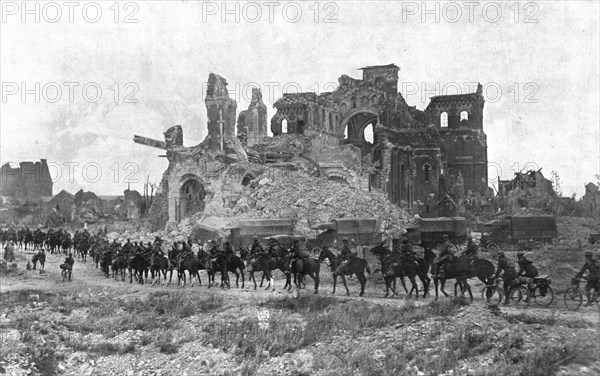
[[440, 112, 448, 128], [344, 124, 349, 139], [322, 109, 325, 128], [364, 123, 374, 143], [423, 163, 432, 183], [460, 111, 469, 121], [329, 113, 333, 131], [281, 119, 288, 133]]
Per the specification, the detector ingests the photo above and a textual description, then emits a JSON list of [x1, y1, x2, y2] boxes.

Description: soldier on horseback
[[340, 237, 355, 262], [123, 239, 133, 255], [222, 240, 234, 263], [208, 239, 220, 256], [178, 241, 194, 267], [289, 239, 311, 272], [267, 237, 283, 258], [400, 237, 417, 263], [250, 236, 263, 254], [576, 250, 600, 306], [464, 236, 479, 258], [436, 234, 456, 278]]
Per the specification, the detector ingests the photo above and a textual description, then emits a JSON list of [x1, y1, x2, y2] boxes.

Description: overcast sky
[[1, 0, 598, 197]]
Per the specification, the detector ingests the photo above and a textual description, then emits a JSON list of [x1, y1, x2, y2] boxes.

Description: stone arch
[[340, 109, 378, 142], [178, 174, 206, 219]]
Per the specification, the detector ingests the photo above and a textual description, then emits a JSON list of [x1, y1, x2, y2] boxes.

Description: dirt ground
[[1, 244, 599, 376]]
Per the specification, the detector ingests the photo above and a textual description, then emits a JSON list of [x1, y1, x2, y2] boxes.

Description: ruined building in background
[[269, 64, 488, 216], [0, 159, 53, 201], [136, 65, 489, 228], [496, 169, 556, 214]]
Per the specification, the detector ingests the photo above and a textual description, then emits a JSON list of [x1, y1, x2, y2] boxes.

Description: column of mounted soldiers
[[1, 224, 599, 304]]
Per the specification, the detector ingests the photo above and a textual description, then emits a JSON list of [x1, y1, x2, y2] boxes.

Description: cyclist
[[576, 250, 600, 306], [62, 253, 74, 281], [491, 252, 517, 304]]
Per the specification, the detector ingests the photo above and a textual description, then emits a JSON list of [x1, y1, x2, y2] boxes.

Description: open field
[[1, 241, 600, 376]]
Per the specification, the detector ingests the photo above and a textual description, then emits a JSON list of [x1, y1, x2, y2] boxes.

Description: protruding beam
[[133, 135, 168, 150]]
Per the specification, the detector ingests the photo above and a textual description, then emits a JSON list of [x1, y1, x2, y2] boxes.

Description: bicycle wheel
[[533, 285, 554, 307], [563, 287, 583, 311], [481, 285, 503, 306], [508, 286, 530, 309]]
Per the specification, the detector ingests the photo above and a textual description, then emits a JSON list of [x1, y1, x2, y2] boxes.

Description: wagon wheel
[[533, 241, 544, 249]]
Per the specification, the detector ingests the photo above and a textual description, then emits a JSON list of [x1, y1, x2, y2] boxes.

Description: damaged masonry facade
[[134, 65, 488, 229]]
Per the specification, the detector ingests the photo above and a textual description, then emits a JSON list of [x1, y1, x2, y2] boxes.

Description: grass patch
[[203, 294, 470, 361], [157, 332, 179, 354]]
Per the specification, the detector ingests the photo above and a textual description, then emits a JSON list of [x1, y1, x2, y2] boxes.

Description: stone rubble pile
[[231, 169, 410, 237]]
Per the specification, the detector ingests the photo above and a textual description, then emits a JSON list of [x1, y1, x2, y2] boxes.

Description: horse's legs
[[440, 279, 449, 297], [462, 278, 473, 301], [419, 275, 430, 298], [408, 275, 419, 298], [332, 273, 337, 295], [399, 276, 409, 294], [340, 275, 350, 296], [357, 273, 366, 297], [232, 271, 240, 288]]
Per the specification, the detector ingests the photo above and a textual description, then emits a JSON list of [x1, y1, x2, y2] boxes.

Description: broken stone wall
[[237, 88, 267, 147], [0, 160, 53, 201], [578, 183, 600, 218], [205, 73, 237, 152]]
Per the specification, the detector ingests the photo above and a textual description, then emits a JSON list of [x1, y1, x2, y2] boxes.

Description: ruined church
[[135, 64, 488, 228]]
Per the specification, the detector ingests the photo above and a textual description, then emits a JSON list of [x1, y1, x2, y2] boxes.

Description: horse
[[32, 250, 46, 272], [111, 253, 128, 281], [288, 255, 320, 294], [150, 253, 170, 286], [432, 253, 495, 301], [33, 230, 45, 251], [61, 236, 72, 255], [77, 238, 90, 263], [370, 243, 432, 298], [129, 253, 149, 284], [245, 253, 289, 290], [382, 259, 423, 298], [318, 248, 370, 296], [209, 253, 231, 288], [24, 230, 34, 251], [100, 250, 112, 278], [177, 255, 204, 287]]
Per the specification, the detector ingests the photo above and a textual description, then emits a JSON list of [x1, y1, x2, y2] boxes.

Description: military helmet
[[585, 250, 594, 257], [342, 237, 349, 242], [516, 252, 524, 258], [253, 236, 258, 240], [442, 234, 449, 239], [497, 251, 505, 258]]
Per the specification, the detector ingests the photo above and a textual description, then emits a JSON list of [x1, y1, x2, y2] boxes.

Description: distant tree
[[141, 175, 157, 216], [550, 170, 563, 197]]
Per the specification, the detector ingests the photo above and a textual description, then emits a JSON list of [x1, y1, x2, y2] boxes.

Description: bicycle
[[481, 276, 530, 308], [520, 274, 554, 307], [60, 265, 72, 282], [563, 276, 600, 311]]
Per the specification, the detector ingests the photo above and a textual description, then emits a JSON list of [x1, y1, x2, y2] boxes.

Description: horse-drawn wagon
[[480, 215, 557, 252]]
